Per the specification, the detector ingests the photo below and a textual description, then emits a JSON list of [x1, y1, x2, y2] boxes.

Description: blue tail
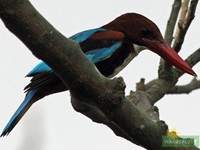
[[1, 90, 36, 136]]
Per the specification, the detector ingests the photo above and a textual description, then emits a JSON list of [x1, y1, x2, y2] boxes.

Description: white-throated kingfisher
[[1, 13, 196, 136]]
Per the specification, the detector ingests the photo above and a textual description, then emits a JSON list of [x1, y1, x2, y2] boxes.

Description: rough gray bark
[[0, 0, 199, 149], [167, 77, 200, 94]]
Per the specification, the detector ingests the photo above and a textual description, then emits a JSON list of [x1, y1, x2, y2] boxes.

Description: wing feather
[[26, 28, 124, 77]]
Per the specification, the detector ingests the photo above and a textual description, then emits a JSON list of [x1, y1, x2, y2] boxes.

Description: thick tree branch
[[0, 0, 170, 149], [0, 0, 199, 149]]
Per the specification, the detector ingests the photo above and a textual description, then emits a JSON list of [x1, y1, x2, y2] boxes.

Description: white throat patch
[[109, 44, 146, 78]]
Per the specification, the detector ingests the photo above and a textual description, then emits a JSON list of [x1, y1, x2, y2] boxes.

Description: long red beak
[[147, 41, 197, 76]]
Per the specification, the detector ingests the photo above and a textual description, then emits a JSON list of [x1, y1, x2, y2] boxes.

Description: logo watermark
[[162, 128, 199, 148]]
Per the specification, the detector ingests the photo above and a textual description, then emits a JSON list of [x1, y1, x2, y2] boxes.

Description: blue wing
[[69, 28, 106, 43], [26, 28, 122, 76], [85, 41, 121, 63], [0, 28, 122, 136], [1, 90, 36, 136], [26, 62, 52, 77]]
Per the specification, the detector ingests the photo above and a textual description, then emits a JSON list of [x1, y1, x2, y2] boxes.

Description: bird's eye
[[140, 28, 151, 36]]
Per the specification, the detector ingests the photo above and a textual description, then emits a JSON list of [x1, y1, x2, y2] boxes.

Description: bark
[[0, 0, 199, 150], [164, 0, 182, 45], [167, 78, 200, 94], [173, 0, 199, 52]]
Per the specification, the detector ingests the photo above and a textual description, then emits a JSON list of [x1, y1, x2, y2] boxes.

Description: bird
[[1, 13, 196, 137]]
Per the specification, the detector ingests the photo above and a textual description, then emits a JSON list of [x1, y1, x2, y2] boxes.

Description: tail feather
[[1, 90, 36, 136]]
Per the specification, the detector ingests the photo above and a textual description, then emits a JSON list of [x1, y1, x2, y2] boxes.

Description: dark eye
[[140, 28, 151, 36]]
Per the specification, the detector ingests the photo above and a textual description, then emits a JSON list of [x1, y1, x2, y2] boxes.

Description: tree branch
[[159, 0, 198, 80], [174, 0, 189, 42], [150, 0, 199, 105], [167, 78, 200, 94], [173, 0, 199, 52], [0, 0, 199, 150], [159, 0, 182, 82], [164, 0, 182, 44], [175, 48, 200, 77], [0, 0, 168, 149], [146, 47, 200, 104]]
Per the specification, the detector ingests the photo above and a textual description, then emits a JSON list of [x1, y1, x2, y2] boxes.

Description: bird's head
[[104, 13, 196, 76]]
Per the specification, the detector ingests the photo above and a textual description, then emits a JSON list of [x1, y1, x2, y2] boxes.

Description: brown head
[[103, 13, 196, 76]]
